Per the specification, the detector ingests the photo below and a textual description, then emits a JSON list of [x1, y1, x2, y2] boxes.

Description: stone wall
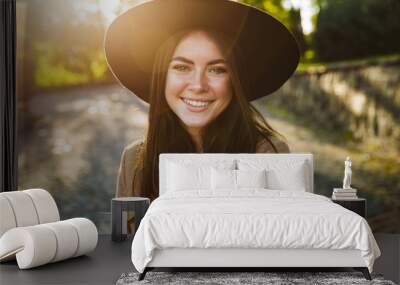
[[266, 59, 400, 148]]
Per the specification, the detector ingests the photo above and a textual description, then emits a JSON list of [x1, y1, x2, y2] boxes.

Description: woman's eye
[[173, 65, 189, 72], [208, 66, 227, 74]]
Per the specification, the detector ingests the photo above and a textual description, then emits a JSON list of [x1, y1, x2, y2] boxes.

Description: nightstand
[[111, 197, 150, 241], [331, 198, 366, 218]]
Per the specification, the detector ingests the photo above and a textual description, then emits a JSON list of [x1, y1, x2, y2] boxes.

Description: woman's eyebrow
[[171, 56, 227, 65]]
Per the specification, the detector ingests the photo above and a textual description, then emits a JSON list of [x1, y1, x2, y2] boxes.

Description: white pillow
[[237, 159, 308, 191], [166, 159, 235, 192], [211, 168, 236, 190], [266, 167, 306, 191], [236, 169, 267, 188], [167, 162, 210, 191], [211, 168, 267, 190]]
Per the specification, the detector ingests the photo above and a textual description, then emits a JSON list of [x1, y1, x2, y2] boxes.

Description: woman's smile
[[181, 97, 215, 112]]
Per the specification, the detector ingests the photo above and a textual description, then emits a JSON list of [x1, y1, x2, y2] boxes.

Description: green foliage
[[90, 50, 109, 80], [35, 42, 89, 87], [312, 0, 400, 61], [34, 42, 108, 87], [23, 0, 110, 89]]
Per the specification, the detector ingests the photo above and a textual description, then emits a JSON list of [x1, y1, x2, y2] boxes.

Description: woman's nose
[[188, 68, 209, 93]]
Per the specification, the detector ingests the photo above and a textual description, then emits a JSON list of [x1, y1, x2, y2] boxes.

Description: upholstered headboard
[[159, 153, 314, 195]]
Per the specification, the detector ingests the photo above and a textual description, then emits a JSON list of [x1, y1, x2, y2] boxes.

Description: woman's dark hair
[[132, 27, 286, 200]]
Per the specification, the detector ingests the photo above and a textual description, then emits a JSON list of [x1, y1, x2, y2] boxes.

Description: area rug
[[116, 271, 396, 285]]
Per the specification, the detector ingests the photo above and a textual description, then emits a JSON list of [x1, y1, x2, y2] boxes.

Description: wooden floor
[[0, 234, 398, 285]]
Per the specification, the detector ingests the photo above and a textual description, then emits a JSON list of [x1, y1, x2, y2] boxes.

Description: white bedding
[[131, 189, 380, 273]]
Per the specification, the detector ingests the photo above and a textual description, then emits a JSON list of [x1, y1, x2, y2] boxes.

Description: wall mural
[[16, 0, 400, 234]]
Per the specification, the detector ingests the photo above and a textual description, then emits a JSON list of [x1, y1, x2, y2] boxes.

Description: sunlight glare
[[99, 0, 121, 24], [283, 0, 318, 35]]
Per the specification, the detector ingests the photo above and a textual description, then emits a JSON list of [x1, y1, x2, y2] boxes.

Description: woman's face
[[165, 30, 233, 135]]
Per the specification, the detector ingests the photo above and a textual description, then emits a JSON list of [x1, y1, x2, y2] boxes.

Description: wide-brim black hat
[[104, 0, 300, 103]]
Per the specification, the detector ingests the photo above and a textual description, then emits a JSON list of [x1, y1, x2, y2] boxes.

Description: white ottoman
[[0, 189, 98, 269]]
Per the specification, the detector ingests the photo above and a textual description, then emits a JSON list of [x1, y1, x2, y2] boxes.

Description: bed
[[130, 153, 381, 281]]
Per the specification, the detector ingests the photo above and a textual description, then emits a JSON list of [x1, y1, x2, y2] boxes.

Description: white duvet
[[131, 189, 380, 273]]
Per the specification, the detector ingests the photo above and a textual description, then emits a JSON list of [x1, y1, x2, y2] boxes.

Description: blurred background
[[16, 0, 400, 234]]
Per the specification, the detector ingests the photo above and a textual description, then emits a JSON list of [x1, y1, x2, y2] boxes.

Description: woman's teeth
[[183, 98, 211, 107]]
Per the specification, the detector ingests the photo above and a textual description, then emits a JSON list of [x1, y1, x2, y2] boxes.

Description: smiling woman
[[104, 0, 300, 202]]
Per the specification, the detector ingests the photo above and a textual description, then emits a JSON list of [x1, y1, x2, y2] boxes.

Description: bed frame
[[138, 154, 371, 281], [142, 248, 370, 280]]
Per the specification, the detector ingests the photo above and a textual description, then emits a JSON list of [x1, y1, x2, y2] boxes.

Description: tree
[[288, 8, 307, 56], [312, 0, 400, 61]]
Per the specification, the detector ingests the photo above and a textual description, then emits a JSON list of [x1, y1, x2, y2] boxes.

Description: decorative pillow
[[211, 168, 236, 190], [211, 168, 267, 190], [266, 167, 307, 191], [236, 169, 267, 188], [237, 159, 308, 191], [167, 162, 210, 191], [166, 159, 235, 191]]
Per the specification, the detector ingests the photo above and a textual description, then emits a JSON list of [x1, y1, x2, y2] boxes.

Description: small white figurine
[[343, 156, 352, 189]]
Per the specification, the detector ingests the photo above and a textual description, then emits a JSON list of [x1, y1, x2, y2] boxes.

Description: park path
[[18, 84, 149, 233]]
